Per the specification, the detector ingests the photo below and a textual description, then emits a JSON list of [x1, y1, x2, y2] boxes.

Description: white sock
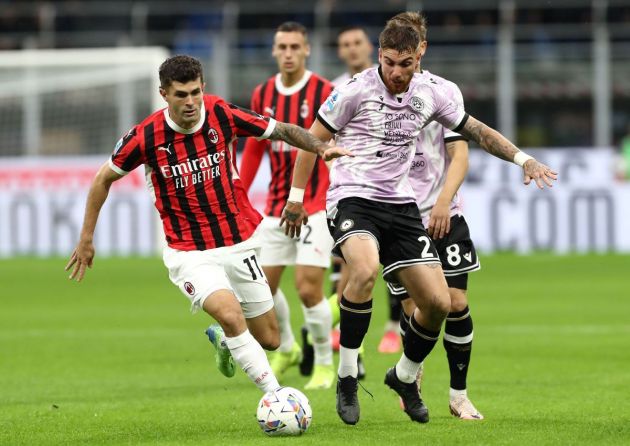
[[224, 329, 279, 393], [395, 353, 421, 384], [338, 346, 358, 378], [273, 289, 295, 353], [302, 298, 333, 366], [450, 388, 467, 400]]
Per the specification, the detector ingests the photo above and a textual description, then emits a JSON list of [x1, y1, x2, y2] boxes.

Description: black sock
[[443, 306, 473, 391], [399, 308, 411, 347], [339, 295, 372, 349], [388, 289, 402, 323], [403, 314, 440, 363]]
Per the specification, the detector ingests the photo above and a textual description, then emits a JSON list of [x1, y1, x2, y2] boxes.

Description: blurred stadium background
[[1, 0, 630, 257]]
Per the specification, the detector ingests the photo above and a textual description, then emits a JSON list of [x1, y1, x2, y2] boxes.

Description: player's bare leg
[[295, 265, 333, 389], [384, 264, 449, 423], [202, 289, 279, 392], [264, 265, 302, 376], [336, 235, 380, 425], [246, 308, 281, 351]]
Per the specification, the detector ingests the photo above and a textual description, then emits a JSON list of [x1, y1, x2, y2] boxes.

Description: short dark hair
[[378, 24, 420, 54], [386, 12, 428, 42], [276, 21, 308, 39], [159, 55, 203, 88], [337, 25, 370, 40]]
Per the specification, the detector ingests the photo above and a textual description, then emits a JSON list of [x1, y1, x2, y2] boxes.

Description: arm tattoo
[[459, 118, 518, 162], [270, 122, 326, 156]]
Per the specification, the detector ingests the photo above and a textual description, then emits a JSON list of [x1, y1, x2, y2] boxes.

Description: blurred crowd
[[2, 1, 630, 51], [2, 0, 630, 152]]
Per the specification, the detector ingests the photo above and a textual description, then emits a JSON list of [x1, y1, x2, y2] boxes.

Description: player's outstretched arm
[[65, 162, 122, 282], [428, 140, 469, 239], [269, 121, 352, 161], [279, 120, 338, 238], [459, 116, 558, 189]]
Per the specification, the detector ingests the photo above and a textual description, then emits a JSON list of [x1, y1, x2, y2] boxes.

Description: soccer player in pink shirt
[[282, 23, 556, 425]]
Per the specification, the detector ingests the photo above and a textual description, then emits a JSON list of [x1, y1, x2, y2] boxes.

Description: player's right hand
[[322, 145, 354, 162], [65, 240, 95, 282], [280, 201, 308, 238], [427, 201, 451, 239]]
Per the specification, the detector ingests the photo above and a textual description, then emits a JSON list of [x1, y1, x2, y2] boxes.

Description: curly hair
[[378, 24, 420, 54], [159, 55, 204, 88], [386, 12, 428, 42]]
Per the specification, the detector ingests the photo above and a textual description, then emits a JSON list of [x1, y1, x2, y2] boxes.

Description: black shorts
[[387, 214, 480, 297], [328, 197, 440, 282]]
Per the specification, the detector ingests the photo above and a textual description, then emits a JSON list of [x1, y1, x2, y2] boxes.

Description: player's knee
[[297, 285, 322, 307], [348, 264, 378, 295], [434, 293, 451, 319], [215, 307, 245, 336], [259, 332, 280, 351], [449, 289, 468, 312]]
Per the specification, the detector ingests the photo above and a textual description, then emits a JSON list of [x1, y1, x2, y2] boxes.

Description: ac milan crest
[[184, 282, 195, 295], [208, 128, 219, 144], [300, 100, 309, 119]]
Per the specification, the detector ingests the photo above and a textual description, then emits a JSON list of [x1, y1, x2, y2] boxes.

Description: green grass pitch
[[1, 254, 629, 445]]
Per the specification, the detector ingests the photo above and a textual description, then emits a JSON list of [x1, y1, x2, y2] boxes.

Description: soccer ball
[[256, 386, 312, 436]]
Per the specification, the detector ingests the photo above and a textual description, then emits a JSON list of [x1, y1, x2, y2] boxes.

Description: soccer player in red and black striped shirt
[[239, 22, 336, 390], [65, 55, 350, 398]]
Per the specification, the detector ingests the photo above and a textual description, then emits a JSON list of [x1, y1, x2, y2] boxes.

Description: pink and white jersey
[[317, 67, 468, 213], [410, 69, 467, 226]]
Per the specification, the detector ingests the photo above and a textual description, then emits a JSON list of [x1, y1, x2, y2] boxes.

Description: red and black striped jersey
[[242, 70, 333, 217], [109, 94, 275, 251]]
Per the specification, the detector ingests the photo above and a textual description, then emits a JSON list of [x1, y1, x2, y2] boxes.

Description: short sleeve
[[430, 84, 468, 134], [227, 103, 276, 140], [442, 83, 468, 141], [109, 126, 143, 175], [316, 78, 363, 134]]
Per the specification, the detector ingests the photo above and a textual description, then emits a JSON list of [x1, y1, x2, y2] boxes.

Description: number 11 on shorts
[[243, 255, 264, 280]]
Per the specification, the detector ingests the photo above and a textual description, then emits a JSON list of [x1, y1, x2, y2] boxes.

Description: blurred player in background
[[239, 22, 335, 390], [65, 55, 350, 396], [332, 26, 375, 88], [386, 11, 482, 420], [282, 23, 556, 425]]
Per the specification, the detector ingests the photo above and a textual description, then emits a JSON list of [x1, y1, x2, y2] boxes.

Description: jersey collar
[[275, 70, 312, 96]]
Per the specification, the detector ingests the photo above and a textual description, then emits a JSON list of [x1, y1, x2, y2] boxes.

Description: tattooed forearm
[[270, 122, 327, 156], [459, 116, 518, 162]]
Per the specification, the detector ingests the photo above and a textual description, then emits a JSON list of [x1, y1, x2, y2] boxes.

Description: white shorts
[[163, 235, 273, 319], [258, 211, 333, 268]]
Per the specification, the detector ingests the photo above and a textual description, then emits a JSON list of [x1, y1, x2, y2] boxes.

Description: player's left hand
[[321, 145, 354, 162], [280, 201, 308, 238], [65, 240, 95, 282], [427, 201, 451, 239], [523, 159, 558, 189]]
